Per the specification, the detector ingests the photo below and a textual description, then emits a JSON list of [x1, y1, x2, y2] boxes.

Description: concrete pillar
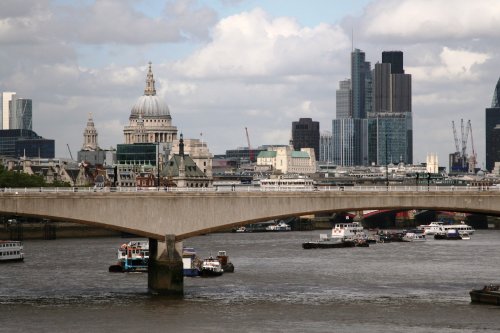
[[148, 235, 184, 296]]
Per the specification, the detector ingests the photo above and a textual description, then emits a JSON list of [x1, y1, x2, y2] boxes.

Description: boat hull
[[199, 269, 223, 277], [470, 289, 500, 305], [302, 240, 356, 249]]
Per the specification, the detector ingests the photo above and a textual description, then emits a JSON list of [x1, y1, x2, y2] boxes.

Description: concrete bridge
[[1, 186, 499, 295]]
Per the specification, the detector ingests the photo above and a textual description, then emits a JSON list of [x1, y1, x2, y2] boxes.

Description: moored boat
[[434, 229, 462, 240], [265, 221, 291, 231], [200, 256, 224, 277], [216, 250, 234, 273], [470, 285, 500, 305], [0, 240, 24, 262], [109, 240, 149, 272], [182, 247, 202, 277], [302, 233, 356, 249], [402, 231, 426, 242], [418, 221, 475, 236]]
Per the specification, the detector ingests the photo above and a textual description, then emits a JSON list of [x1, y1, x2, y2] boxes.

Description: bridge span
[[1, 186, 498, 295]]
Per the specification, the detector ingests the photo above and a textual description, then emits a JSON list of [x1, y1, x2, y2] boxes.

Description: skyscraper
[[10, 98, 32, 130], [368, 51, 412, 165], [332, 49, 369, 166], [2, 92, 16, 130], [292, 118, 320, 161], [486, 77, 500, 171], [351, 49, 371, 119], [336, 79, 352, 119]]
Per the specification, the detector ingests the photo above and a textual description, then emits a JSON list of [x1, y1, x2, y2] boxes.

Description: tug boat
[[216, 250, 234, 273], [108, 240, 149, 272], [199, 256, 224, 277], [0, 240, 24, 262], [303, 221, 369, 249]]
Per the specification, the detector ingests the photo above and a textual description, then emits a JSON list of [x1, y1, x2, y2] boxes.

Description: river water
[[1, 230, 500, 332]]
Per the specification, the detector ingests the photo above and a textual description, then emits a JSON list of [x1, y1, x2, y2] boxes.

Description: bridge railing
[[0, 185, 498, 194]]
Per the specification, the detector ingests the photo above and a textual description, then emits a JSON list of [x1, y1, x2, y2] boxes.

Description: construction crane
[[461, 119, 469, 160], [468, 120, 477, 172], [452, 121, 460, 153], [245, 127, 254, 162], [67, 144, 74, 160]]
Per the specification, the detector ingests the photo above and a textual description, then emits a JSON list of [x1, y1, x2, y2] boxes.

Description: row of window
[[0, 251, 21, 256], [0, 243, 20, 247]]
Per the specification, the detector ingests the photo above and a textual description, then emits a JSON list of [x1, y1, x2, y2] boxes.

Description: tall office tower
[[2, 92, 16, 130], [368, 51, 413, 165], [486, 77, 500, 171], [336, 79, 352, 119], [373, 63, 392, 113], [10, 98, 32, 130], [292, 118, 320, 161], [351, 49, 371, 119], [332, 118, 368, 166], [382, 51, 404, 74], [319, 131, 333, 163]]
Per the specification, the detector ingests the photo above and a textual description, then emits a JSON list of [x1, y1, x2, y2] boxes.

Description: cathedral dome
[[130, 62, 171, 119]]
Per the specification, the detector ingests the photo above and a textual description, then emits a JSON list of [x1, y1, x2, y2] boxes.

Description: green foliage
[[0, 165, 69, 188]]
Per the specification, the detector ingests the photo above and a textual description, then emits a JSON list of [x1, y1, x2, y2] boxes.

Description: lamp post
[[385, 134, 389, 190]]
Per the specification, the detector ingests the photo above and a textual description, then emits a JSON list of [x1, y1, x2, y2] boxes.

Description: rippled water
[[1, 230, 500, 332]]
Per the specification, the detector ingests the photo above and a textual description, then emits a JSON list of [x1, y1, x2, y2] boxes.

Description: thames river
[[1, 230, 500, 332]]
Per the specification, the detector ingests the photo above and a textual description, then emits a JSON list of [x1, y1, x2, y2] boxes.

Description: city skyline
[[0, 0, 499, 168]]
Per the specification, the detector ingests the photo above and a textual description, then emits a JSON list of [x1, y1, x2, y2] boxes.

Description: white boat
[[0, 240, 24, 262], [259, 176, 315, 191], [418, 221, 475, 236], [109, 240, 149, 272], [461, 233, 471, 240], [402, 232, 426, 242], [331, 222, 364, 240], [265, 221, 291, 231], [235, 226, 248, 233], [200, 256, 224, 277]]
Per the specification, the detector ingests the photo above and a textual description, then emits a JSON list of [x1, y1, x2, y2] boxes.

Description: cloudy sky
[[0, 0, 499, 168]]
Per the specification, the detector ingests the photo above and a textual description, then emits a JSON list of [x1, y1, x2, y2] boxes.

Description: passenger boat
[[470, 285, 500, 305], [200, 256, 224, 277], [109, 240, 149, 272], [418, 221, 475, 236], [434, 229, 462, 240], [0, 240, 24, 262], [265, 221, 291, 231], [331, 222, 364, 240], [302, 234, 356, 249], [259, 176, 315, 191]]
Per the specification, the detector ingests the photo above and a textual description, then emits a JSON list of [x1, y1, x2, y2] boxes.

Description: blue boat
[[182, 247, 201, 277]]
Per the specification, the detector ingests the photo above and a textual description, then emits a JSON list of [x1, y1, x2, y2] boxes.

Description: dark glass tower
[[382, 51, 404, 74], [486, 77, 500, 171], [292, 118, 320, 160]]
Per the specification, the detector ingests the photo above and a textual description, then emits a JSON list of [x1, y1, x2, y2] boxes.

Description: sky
[[0, 0, 499, 169]]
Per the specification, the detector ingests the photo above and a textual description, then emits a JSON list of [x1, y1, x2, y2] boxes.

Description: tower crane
[[67, 144, 74, 161], [452, 121, 460, 153], [468, 120, 477, 172], [245, 127, 254, 162], [461, 119, 469, 160]]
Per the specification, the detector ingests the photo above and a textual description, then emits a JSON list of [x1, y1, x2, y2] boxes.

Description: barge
[[470, 285, 500, 305]]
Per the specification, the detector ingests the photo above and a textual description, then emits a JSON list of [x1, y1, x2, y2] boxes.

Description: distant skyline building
[[319, 131, 333, 163], [351, 49, 371, 119], [2, 92, 15, 130], [123, 62, 178, 152], [368, 51, 412, 165], [336, 79, 352, 119], [332, 49, 370, 166], [486, 77, 500, 171], [10, 98, 32, 130], [332, 118, 368, 166], [291, 118, 320, 161]]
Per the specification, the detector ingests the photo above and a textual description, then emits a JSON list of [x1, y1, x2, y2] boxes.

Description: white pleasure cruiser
[[418, 221, 475, 236], [331, 222, 365, 240], [0, 240, 24, 262]]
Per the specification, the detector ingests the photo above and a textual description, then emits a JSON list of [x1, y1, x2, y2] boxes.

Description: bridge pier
[[148, 235, 184, 296]]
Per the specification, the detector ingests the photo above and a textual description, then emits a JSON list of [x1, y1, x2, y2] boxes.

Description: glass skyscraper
[[486, 77, 500, 171], [10, 98, 32, 130], [332, 118, 368, 166]]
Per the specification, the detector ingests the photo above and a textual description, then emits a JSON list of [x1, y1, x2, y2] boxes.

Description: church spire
[[144, 61, 156, 96], [82, 112, 98, 151]]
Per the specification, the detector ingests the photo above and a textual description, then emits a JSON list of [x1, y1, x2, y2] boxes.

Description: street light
[[385, 134, 389, 190]]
